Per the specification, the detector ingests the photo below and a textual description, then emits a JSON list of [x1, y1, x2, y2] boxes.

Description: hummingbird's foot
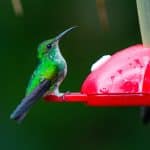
[[53, 88, 66, 97], [54, 91, 71, 101], [43, 91, 71, 102], [55, 92, 64, 97], [44, 89, 70, 102], [44, 89, 64, 97], [59, 91, 71, 101]]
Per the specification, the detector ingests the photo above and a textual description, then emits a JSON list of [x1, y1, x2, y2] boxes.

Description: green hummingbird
[[10, 27, 76, 122]]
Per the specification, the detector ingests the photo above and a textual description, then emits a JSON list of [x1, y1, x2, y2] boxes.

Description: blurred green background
[[1, 0, 149, 150]]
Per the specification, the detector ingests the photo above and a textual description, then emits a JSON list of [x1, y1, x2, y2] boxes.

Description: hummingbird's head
[[37, 26, 77, 59]]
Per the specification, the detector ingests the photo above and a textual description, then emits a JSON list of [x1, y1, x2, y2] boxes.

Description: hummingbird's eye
[[47, 44, 52, 49]]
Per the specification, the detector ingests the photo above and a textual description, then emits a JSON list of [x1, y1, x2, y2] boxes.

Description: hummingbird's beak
[[53, 26, 78, 43]]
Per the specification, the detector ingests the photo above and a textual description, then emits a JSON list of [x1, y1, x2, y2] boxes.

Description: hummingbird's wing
[[10, 79, 51, 123], [26, 61, 58, 96]]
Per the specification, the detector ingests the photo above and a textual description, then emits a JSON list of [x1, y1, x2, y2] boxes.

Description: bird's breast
[[57, 58, 67, 75]]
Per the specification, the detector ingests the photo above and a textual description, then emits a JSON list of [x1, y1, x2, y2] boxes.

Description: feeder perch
[[44, 44, 150, 106]]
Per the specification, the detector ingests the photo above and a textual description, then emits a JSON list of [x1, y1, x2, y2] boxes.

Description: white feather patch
[[91, 55, 111, 72]]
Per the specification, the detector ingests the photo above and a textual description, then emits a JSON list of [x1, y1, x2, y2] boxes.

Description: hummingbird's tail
[[10, 80, 51, 123], [140, 107, 150, 124]]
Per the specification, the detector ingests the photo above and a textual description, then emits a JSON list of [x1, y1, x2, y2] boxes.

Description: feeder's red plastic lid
[[81, 44, 150, 94]]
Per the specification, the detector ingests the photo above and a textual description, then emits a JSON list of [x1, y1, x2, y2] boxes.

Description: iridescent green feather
[[26, 57, 58, 96]]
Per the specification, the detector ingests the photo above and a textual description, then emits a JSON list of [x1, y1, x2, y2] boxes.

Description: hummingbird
[[10, 27, 77, 122]]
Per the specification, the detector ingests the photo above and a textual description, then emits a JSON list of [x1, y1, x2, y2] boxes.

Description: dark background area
[[1, 0, 149, 150]]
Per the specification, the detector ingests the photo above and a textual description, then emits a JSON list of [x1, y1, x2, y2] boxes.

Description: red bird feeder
[[44, 44, 150, 106]]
